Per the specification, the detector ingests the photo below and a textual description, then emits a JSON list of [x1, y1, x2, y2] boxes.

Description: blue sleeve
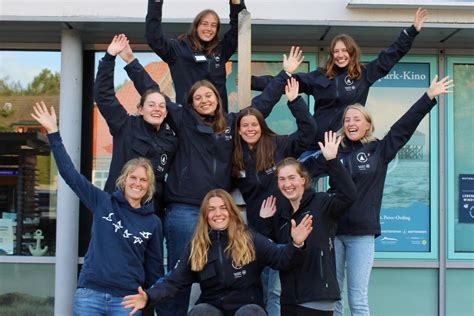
[[380, 92, 436, 164], [253, 232, 304, 271], [324, 158, 357, 219], [144, 216, 165, 288], [145, 246, 195, 305], [251, 71, 317, 96], [365, 25, 419, 84], [219, 0, 246, 62], [251, 75, 273, 92], [145, 0, 179, 64], [94, 53, 128, 135], [250, 70, 290, 118], [47, 132, 107, 212], [285, 96, 318, 157]]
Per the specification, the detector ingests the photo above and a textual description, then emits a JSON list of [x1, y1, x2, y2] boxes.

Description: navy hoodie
[[146, 0, 246, 112], [48, 132, 164, 297], [124, 58, 289, 206], [251, 25, 419, 142]]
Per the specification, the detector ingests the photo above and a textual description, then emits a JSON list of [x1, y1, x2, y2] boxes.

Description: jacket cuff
[[287, 95, 302, 106], [103, 52, 116, 61], [405, 25, 418, 37], [47, 131, 61, 144]]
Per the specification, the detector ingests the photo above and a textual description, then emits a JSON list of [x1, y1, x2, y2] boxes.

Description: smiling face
[[277, 165, 306, 203], [343, 108, 372, 141], [332, 40, 350, 68], [139, 92, 168, 128], [192, 86, 218, 116], [123, 166, 149, 208], [238, 115, 262, 148], [197, 13, 219, 42], [207, 196, 230, 231]]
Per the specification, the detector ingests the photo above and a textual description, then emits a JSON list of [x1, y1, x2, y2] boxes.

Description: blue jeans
[[73, 287, 140, 316], [334, 235, 374, 316], [157, 203, 200, 316], [263, 267, 281, 316], [188, 303, 266, 316]]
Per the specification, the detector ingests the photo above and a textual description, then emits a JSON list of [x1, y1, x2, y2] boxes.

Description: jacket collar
[[112, 190, 155, 215]]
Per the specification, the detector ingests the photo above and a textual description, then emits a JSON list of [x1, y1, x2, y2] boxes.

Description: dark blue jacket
[[257, 158, 356, 305], [235, 96, 318, 227], [124, 58, 287, 206], [304, 93, 436, 237], [48, 132, 163, 297], [145, 229, 304, 314], [251, 26, 419, 142], [146, 0, 246, 112], [94, 52, 178, 211]]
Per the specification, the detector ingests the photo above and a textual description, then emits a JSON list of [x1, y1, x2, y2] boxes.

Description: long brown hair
[[187, 80, 227, 133], [178, 9, 221, 56], [337, 104, 377, 146], [189, 189, 256, 272], [325, 34, 362, 80], [233, 108, 277, 176], [115, 158, 156, 205]]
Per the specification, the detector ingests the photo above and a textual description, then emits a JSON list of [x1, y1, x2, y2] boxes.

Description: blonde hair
[[337, 104, 377, 146], [115, 158, 156, 204], [189, 189, 256, 272], [276, 157, 313, 190]]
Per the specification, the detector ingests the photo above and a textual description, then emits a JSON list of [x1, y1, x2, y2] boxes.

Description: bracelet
[[292, 241, 304, 248]]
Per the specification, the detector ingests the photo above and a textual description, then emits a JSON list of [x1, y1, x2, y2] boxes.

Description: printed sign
[[459, 174, 474, 223]]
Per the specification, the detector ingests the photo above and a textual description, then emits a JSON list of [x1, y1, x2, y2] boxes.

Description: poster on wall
[[459, 174, 474, 223], [0, 218, 14, 255], [369, 62, 432, 252]]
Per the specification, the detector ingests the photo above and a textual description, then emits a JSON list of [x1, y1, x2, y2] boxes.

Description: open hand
[[291, 214, 313, 246], [426, 75, 454, 99], [107, 34, 128, 56], [283, 46, 304, 74], [414, 8, 428, 32], [118, 38, 135, 64], [31, 101, 58, 134], [285, 77, 300, 102], [260, 195, 276, 218], [122, 286, 148, 315], [318, 131, 342, 161]]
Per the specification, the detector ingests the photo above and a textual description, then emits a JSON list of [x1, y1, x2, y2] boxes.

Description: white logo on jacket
[[356, 152, 368, 163]]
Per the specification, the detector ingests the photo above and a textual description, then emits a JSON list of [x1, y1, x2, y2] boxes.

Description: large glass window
[[447, 56, 474, 260], [362, 55, 438, 259], [0, 51, 60, 257]]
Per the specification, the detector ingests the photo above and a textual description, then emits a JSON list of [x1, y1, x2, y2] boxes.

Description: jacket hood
[[112, 190, 155, 215]]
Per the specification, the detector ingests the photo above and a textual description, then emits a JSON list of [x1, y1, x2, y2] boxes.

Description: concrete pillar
[[54, 28, 83, 316], [237, 9, 252, 110]]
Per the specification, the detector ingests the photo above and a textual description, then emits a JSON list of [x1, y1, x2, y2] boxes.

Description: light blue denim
[[266, 267, 281, 316], [73, 287, 140, 316], [334, 235, 375, 316], [157, 203, 201, 316]]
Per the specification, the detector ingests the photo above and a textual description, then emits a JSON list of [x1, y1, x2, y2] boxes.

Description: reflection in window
[[0, 51, 60, 256]]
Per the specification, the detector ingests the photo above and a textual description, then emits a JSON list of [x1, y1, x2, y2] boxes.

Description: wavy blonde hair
[[115, 157, 155, 205], [337, 104, 377, 146], [189, 189, 256, 272]]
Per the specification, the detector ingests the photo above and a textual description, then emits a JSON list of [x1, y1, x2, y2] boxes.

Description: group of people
[[31, 1, 455, 315]]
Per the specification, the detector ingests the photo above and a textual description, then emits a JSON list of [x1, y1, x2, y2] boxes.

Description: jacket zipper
[[320, 250, 328, 288]]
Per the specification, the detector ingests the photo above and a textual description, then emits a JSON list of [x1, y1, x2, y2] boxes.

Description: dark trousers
[[281, 304, 333, 316]]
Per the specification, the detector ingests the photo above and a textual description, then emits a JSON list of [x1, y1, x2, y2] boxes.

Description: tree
[[26, 69, 60, 96]]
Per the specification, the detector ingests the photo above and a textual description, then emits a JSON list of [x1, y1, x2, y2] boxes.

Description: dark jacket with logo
[[251, 26, 419, 142], [145, 229, 303, 315], [146, 0, 246, 112], [235, 96, 318, 227], [94, 53, 178, 210], [258, 159, 356, 305], [124, 58, 288, 206], [305, 93, 436, 237]]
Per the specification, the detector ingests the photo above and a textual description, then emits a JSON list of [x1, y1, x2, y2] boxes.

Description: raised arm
[[381, 75, 453, 163], [31, 102, 106, 212], [94, 34, 130, 135], [219, 0, 247, 61], [284, 78, 318, 157], [145, 0, 178, 63], [365, 8, 428, 84]]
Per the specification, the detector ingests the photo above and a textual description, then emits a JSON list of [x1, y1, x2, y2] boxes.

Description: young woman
[[145, 0, 246, 112], [303, 75, 453, 315], [95, 34, 178, 214], [232, 78, 317, 315], [122, 189, 313, 316], [31, 102, 163, 316], [258, 131, 357, 315], [120, 44, 300, 315], [251, 8, 428, 142]]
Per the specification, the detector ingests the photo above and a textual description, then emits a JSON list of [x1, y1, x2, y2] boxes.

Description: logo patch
[[344, 75, 354, 86], [356, 152, 368, 163], [160, 153, 168, 165]]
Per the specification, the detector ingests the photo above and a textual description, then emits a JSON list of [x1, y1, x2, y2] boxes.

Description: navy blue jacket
[[251, 26, 419, 142], [146, 0, 246, 112], [145, 229, 303, 314], [48, 132, 163, 297], [257, 158, 356, 305], [305, 93, 436, 237], [235, 96, 318, 228], [94, 52, 178, 210], [124, 58, 287, 206]]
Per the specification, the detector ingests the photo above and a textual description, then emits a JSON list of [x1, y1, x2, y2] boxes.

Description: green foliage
[[0, 69, 60, 96]]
